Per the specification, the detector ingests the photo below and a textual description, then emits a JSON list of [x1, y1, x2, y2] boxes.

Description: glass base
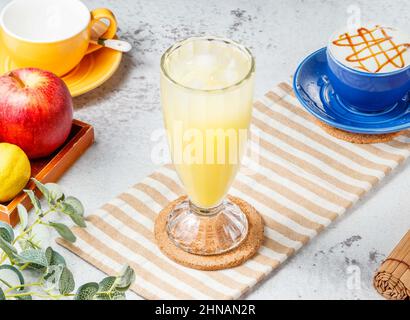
[[166, 198, 249, 256]]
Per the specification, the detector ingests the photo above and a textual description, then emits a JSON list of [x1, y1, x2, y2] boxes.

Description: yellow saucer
[[0, 44, 122, 97]]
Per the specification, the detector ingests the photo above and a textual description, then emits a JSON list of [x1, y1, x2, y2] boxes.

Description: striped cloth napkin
[[58, 82, 410, 299]]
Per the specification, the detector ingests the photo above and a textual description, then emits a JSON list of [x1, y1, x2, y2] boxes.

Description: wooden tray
[[0, 119, 94, 226]]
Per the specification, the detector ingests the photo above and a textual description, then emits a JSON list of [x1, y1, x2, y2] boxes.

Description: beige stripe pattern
[[57, 82, 410, 299]]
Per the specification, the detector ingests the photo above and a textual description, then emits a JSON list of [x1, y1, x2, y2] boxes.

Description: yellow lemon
[[0, 143, 31, 203]]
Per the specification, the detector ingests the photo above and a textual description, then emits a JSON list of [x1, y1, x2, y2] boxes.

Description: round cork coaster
[[315, 119, 404, 144], [154, 195, 264, 271]]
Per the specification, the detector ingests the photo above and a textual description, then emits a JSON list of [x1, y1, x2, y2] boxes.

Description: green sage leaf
[[96, 289, 126, 300], [45, 247, 53, 265], [98, 276, 116, 292], [95, 276, 125, 300], [43, 265, 64, 290], [0, 236, 18, 261], [48, 222, 76, 243], [17, 204, 28, 231], [16, 294, 32, 300], [61, 203, 86, 228], [45, 183, 64, 202], [115, 265, 135, 291], [59, 267, 75, 295], [17, 249, 48, 268], [0, 287, 5, 300], [0, 222, 14, 243], [31, 179, 50, 201], [64, 196, 84, 216], [0, 265, 25, 291], [69, 212, 86, 228], [45, 247, 66, 266], [74, 282, 99, 300], [24, 189, 41, 212]]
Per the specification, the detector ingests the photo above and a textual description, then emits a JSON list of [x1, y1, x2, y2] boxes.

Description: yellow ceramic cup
[[0, 0, 117, 76]]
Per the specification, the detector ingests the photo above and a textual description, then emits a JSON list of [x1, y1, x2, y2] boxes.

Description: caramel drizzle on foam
[[332, 25, 410, 73]]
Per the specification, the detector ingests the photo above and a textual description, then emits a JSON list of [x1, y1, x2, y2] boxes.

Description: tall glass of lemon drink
[[160, 37, 255, 255]]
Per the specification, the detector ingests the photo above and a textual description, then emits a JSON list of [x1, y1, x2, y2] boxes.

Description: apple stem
[[8, 72, 25, 88]]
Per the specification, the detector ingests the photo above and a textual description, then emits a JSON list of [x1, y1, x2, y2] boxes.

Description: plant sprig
[[0, 179, 135, 300]]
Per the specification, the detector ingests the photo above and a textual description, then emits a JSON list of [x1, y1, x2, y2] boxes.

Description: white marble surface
[[2, 0, 410, 300]]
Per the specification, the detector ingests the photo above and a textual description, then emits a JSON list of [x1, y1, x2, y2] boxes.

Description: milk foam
[[329, 25, 410, 73]]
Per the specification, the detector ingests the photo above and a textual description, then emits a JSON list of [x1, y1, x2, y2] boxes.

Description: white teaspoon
[[90, 38, 132, 52], [91, 21, 132, 53]]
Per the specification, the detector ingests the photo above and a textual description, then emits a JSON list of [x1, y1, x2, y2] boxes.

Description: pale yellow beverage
[[161, 37, 255, 208]]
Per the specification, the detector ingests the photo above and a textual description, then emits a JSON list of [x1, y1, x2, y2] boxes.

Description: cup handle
[[85, 8, 117, 55]]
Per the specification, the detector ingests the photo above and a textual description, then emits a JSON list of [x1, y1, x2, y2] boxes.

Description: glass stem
[[189, 200, 225, 217]]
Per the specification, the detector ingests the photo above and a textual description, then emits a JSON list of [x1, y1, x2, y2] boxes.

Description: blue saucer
[[293, 47, 410, 134]]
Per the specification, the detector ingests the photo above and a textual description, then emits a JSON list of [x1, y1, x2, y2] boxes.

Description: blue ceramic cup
[[326, 48, 410, 113]]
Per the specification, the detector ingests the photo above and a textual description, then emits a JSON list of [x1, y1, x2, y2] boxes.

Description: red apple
[[0, 68, 73, 159]]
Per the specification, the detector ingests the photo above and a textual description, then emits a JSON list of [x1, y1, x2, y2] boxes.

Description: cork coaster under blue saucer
[[293, 47, 410, 141]]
